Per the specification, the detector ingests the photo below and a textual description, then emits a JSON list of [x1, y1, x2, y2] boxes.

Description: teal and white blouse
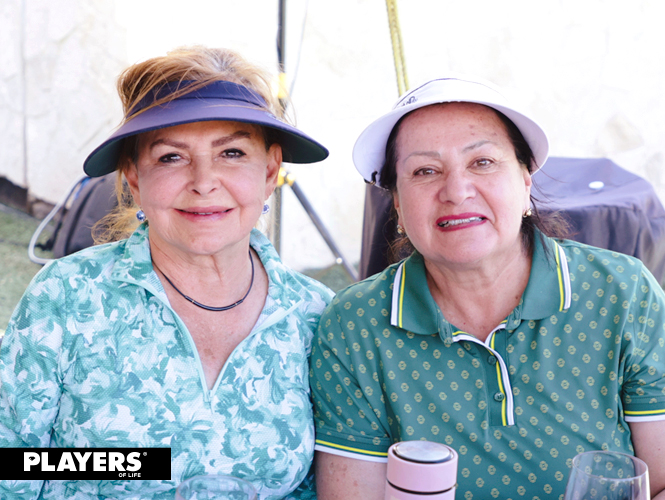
[[0, 224, 333, 500]]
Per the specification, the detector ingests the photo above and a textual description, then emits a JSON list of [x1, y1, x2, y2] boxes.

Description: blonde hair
[[94, 46, 282, 243]]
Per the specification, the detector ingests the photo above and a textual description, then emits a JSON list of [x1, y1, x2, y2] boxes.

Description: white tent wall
[[0, 0, 25, 189], [0, 0, 126, 206], [1, 0, 664, 273]]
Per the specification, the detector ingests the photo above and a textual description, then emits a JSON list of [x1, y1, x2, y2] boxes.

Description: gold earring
[[396, 224, 405, 235], [523, 208, 533, 218]]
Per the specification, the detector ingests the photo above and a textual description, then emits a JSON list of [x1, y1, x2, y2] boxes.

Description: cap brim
[[84, 99, 329, 177], [353, 79, 549, 187]]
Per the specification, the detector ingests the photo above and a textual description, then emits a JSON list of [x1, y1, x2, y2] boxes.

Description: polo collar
[[518, 235, 571, 320], [111, 223, 165, 300], [389, 252, 441, 335], [389, 232, 572, 335]]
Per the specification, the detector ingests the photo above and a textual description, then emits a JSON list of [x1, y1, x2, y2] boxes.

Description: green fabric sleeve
[[309, 299, 392, 459], [620, 266, 665, 420]]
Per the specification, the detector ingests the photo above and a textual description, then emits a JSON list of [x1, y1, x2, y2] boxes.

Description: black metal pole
[[273, 1, 357, 281], [288, 178, 358, 282]]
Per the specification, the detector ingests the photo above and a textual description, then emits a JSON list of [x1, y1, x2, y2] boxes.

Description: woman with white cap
[[310, 76, 665, 499], [0, 46, 331, 499]]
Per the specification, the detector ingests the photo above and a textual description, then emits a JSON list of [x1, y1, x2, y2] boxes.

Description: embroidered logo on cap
[[401, 95, 418, 106]]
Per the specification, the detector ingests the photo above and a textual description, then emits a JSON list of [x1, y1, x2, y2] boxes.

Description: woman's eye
[[222, 148, 246, 158], [158, 153, 182, 164], [414, 167, 435, 176], [475, 158, 493, 167]]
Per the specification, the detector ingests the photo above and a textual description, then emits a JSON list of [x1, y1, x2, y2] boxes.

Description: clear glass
[[175, 474, 258, 500], [564, 450, 650, 500]]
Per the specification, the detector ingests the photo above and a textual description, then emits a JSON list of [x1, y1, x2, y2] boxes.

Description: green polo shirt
[[310, 233, 665, 500]]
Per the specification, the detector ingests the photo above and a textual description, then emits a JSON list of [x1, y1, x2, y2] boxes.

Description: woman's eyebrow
[[212, 131, 252, 148], [149, 131, 253, 150], [403, 140, 496, 161], [403, 150, 440, 161], [462, 140, 492, 152], [149, 138, 189, 150]]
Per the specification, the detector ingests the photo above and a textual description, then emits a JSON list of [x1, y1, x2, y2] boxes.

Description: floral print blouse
[[0, 225, 332, 499]]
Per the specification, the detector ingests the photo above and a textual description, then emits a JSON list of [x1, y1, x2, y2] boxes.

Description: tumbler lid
[[386, 441, 458, 494], [393, 441, 454, 464]]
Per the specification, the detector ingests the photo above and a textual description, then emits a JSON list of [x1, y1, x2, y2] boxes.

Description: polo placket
[[451, 324, 515, 427]]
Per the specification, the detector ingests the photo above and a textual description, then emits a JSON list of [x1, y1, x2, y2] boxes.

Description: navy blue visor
[[83, 80, 328, 177]]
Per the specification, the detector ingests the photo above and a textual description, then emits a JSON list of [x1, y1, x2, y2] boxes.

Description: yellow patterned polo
[[310, 233, 665, 500]]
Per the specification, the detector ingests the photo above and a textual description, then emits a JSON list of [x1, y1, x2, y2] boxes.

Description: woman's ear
[[522, 168, 533, 211], [264, 143, 282, 199], [124, 164, 141, 208], [393, 191, 402, 227]]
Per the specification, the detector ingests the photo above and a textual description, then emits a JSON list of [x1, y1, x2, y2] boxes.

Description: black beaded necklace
[[157, 250, 254, 312]]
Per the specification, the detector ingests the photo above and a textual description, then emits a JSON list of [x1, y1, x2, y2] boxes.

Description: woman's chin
[[151, 227, 252, 258], [428, 252, 492, 270], [418, 235, 513, 269]]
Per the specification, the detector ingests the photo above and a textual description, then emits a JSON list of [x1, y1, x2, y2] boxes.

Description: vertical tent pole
[[271, 0, 288, 254]]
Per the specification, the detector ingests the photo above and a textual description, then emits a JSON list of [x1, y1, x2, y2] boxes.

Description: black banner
[[0, 448, 171, 480]]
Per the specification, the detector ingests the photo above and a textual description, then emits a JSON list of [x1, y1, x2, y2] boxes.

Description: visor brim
[[84, 98, 328, 177]]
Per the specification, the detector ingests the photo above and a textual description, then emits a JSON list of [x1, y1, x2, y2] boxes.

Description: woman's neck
[[149, 235, 255, 308], [424, 246, 532, 342]]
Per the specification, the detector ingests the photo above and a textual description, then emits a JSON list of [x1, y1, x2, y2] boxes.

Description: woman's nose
[[188, 155, 221, 195], [439, 169, 475, 205]]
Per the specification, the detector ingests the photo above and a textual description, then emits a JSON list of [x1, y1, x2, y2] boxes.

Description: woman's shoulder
[[7, 239, 133, 334], [556, 237, 647, 270], [43, 223, 153, 283], [41, 239, 129, 279], [282, 266, 336, 303], [553, 236, 660, 293], [19, 239, 143, 313], [329, 261, 401, 310]]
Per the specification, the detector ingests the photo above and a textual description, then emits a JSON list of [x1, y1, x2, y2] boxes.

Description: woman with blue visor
[[0, 46, 331, 499]]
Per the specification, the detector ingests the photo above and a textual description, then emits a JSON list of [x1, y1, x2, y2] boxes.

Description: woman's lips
[[436, 214, 486, 230], [176, 207, 232, 220]]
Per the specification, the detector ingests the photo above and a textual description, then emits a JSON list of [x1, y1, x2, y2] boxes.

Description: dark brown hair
[[380, 103, 570, 261]]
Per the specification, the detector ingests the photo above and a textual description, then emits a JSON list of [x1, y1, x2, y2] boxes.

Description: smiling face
[[393, 102, 532, 270], [124, 120, 281, 259]]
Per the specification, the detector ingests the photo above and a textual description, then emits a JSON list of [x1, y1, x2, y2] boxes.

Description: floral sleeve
[[0, 261, 68, 499]]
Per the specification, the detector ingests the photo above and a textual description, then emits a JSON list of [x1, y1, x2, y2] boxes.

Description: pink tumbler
[[384, 441, 458, 499]]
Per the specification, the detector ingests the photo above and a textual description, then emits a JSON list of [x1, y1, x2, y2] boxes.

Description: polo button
[[488, 356, 497, 365], [494, 392, 505, 402]]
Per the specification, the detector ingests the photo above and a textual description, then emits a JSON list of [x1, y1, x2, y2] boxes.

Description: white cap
[[352, 76, 549, 188]]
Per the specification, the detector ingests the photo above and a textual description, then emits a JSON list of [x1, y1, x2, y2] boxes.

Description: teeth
[[193, 212, 213, 215], [438, 217, 483, 228]]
